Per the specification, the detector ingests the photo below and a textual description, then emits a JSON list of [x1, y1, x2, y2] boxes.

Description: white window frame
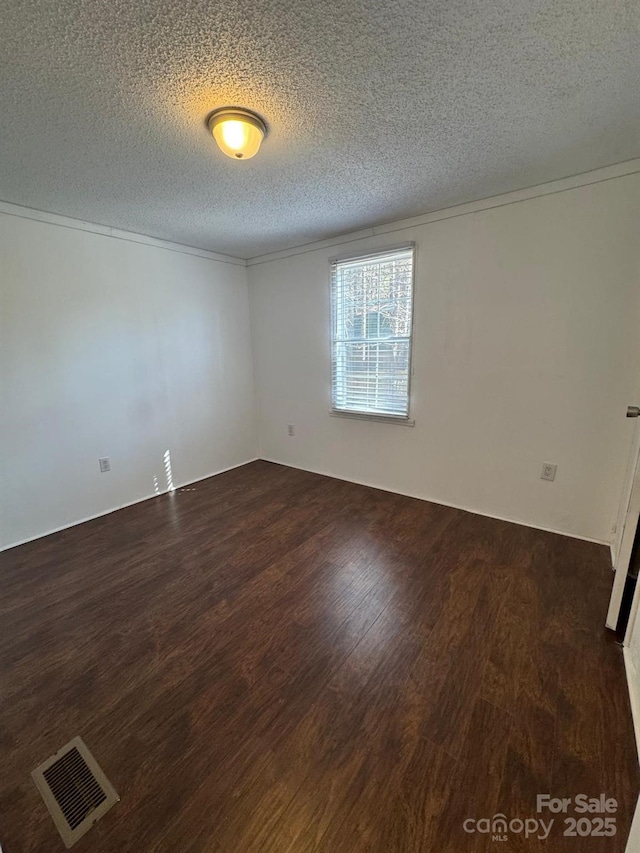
[[329, 243, 416, 425]]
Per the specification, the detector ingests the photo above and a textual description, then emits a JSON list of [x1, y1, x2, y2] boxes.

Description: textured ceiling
[[1, 0, 639, 259]]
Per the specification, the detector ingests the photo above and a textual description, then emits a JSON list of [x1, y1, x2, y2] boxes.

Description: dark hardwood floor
[[1, 461, 638, 852]]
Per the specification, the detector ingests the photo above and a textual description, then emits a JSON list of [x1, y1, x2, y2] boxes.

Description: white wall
[[3, 169, 639, 549], [1, 213, 257, 549], [249, 173, 640, 543]]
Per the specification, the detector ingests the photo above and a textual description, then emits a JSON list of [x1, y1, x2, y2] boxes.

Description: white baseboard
[[1, 458, 259, 552], [4, 454, 610, 552], [259, 457, 609, 546]]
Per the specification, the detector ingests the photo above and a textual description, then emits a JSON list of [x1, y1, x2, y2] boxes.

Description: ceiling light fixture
[[208, 107, 267, 160]]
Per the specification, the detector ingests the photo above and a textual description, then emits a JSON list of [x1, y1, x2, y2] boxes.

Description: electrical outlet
[[287, 424, 295, 436], [540, 462, 557, 482], [99, 457, 111, 473]]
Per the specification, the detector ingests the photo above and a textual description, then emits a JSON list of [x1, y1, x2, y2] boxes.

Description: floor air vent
[[31, 736, 119, 848]]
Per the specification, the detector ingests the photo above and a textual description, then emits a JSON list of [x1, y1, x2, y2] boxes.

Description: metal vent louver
[[31, 736, 119, 848]]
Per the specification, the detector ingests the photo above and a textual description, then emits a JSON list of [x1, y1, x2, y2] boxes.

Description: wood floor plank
[[422, 560, 512, 757], [429, 696, 514, 853]]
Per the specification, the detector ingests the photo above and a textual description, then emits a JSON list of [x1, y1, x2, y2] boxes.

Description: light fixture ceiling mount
[[207, 107, 267, 161]]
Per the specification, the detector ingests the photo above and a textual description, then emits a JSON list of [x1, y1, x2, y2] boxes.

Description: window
[[331, 245, 415, 419]]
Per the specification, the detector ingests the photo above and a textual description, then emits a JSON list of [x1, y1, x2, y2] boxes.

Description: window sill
[[330, 410, 415, 427]]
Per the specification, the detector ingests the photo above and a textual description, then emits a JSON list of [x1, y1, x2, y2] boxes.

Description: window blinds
[[331, 245, 414, 418]]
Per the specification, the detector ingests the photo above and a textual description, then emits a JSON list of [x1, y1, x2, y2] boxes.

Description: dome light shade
[[208, 108, 267, 160]]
